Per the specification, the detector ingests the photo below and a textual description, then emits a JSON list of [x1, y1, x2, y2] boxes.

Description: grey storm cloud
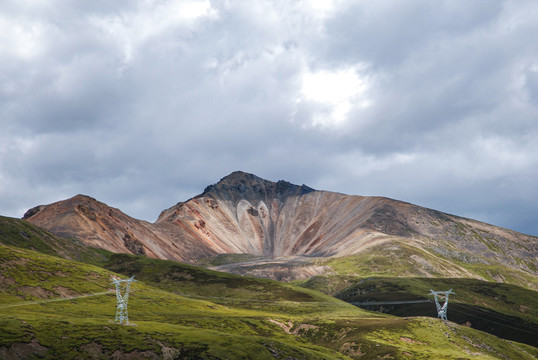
[[1, 0, 537, 235]]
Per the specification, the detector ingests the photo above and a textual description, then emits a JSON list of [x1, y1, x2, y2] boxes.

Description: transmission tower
[[112, 276, 136, 324], [429, 289, 455, 320]]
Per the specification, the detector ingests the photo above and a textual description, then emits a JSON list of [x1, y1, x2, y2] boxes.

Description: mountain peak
[[22, 194, 101, 220], [200, 171, 315, 203], [216, 171, 265, 186], [71, 194, 97, 202]]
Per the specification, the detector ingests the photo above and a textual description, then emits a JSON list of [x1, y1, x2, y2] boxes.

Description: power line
[[448, 307, 538, 336], [351, 300, 431, 306], [0, 291, 112, 309]]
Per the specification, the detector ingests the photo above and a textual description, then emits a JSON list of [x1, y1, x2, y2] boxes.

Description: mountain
[[22, 194, 218, 262], [22, 171, 537, 288]]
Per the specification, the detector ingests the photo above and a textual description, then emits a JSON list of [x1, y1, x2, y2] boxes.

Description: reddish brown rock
[[23, 171, 537, 281]]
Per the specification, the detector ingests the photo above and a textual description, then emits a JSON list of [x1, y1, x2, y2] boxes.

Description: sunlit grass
[[1, 243, 537, 359]]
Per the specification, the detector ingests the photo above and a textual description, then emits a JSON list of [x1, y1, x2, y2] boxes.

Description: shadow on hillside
[[355, 301, 538, 347]]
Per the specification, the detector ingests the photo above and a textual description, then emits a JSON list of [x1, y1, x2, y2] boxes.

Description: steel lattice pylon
[[429, 289, 455, 320], [112, 276, 136, 325]]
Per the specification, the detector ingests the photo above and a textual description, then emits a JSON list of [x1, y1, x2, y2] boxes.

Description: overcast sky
[[1, 0, 537, 236]]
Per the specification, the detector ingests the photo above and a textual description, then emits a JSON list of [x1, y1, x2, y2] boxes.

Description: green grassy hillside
[[0, 215, 112, 264], [318, 240, 537, 291], [1, 244, 537, 359], [98, 253, 360, 316], [301, 275, 538, 347]]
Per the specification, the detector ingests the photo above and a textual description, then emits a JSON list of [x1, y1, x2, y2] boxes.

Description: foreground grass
[[1, 244, 537, 359]]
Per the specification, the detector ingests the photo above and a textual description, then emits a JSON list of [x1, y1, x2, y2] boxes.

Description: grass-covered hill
[[318, 240, 538, 291], [1, 242, 537, 359], [301, 275, 538, 348], [0, 215, 111, 264]]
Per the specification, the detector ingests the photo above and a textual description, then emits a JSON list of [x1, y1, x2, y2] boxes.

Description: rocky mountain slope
[[22, 171, 537, 286], [22, 194, 217, 262]]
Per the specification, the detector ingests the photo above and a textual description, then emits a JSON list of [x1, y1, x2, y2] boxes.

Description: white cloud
[[0, 17, 51, 60], [0, 0, 537, 235], [89, 0, 216, 65], [304, 0, 344, 17], [297, 66, 371, 127]]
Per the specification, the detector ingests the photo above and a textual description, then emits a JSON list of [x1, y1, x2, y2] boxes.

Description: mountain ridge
[[20, 171, 537, 287]]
